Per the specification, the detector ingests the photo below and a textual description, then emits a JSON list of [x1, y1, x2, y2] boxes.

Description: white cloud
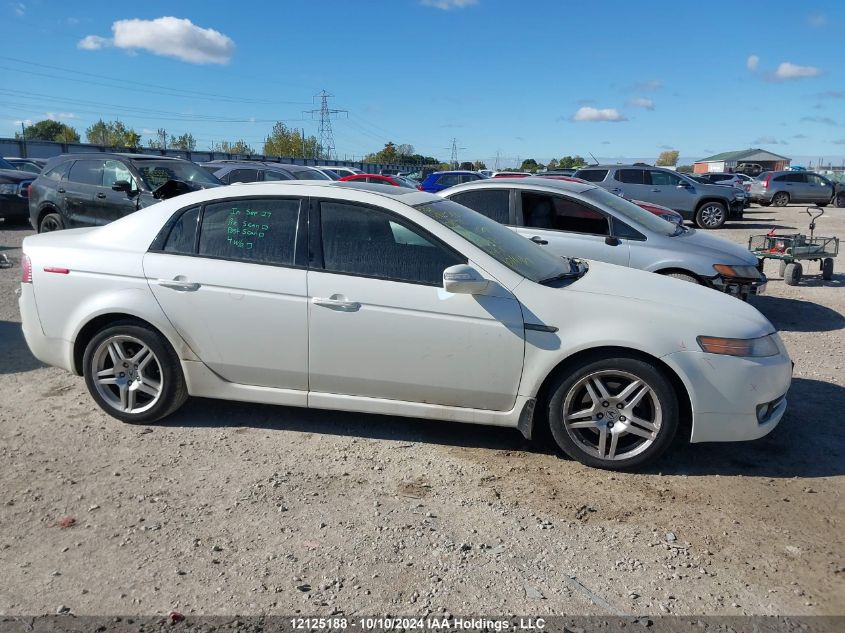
[[629, 97, 654, 110], [573, 107, 627, 122], [79, 16, 235, 65], [420, 0, 478, 9], [746, 55, 759, 71], [807, 13, 827, 27], [753, 136, 787, 145], [78, 34, 110, 50], [628, 79, 662, 92], [13, 2, 24, 16], [14, 119, 34, 127], [46, 112, 76, 120], [773, 62, 821, 80]]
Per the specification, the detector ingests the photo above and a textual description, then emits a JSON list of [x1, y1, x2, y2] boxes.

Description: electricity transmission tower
[[305, 90, 347, 160], [446, 138, 466, 169]]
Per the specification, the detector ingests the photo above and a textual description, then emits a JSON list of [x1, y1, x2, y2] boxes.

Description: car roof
[[216, 179, 437, 203], [51, 152, 187, 162], [428, 170, 480, 176], [444, 176, 597, 195]]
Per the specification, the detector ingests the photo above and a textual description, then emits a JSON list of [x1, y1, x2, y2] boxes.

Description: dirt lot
[[0, 204, 843, 619]]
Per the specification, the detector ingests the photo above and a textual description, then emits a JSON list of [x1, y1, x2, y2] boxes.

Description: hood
[[0, 168, 32, 183], [674, 228, 758, 265], [565, 260, 774, 337]]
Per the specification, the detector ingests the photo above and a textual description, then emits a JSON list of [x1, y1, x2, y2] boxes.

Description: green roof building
[[694, 148, 791, 174]]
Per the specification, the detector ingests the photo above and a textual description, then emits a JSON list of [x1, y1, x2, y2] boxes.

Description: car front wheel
[[82, 322, 188, 424], [547, 354, 679, 470], [694, 202, 726, 229]]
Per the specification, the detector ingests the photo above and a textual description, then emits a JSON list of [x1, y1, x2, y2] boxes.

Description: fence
[[0, 138, 425, 174]]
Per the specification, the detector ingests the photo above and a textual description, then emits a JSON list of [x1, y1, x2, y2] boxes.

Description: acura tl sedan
[[18, 181, 792, 470], [440, 178, 766, 299]]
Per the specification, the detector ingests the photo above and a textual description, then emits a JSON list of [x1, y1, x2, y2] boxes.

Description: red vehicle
[[338, 173, 417, 188]]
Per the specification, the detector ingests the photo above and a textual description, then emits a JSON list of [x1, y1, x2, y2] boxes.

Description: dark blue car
[[418, 170, 486, 193]]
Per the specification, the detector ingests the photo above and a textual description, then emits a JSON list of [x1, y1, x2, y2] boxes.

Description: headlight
[[713, 264, 760, 278], [0, 183, 17, 194], [697, 334, 779, 357]]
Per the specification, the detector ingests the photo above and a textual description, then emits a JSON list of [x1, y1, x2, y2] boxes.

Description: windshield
[[415, 199, 573, 283], [394, 176, 418, 188], [0, 157, 15, 170], [584, 188, 679, 236], [132, 160, 221, 189]]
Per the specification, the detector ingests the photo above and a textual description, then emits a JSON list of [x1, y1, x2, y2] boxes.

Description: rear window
[[574, 169, 607, 182]]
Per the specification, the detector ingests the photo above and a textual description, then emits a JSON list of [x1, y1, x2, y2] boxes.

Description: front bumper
[[0, 195, 29, 220], [662, 346, 792, 443], [709, 272, 768, 299]]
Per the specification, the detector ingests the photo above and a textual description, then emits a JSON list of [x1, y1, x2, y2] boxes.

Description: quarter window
[[68, 160, 104, 186], [319, 201, 463, 285], [198, 198, 300, 266], [521, 193, 610, 235], [43, 161, 71, 181], [163, 207, 200, 254], [449, 189, 511, 224]]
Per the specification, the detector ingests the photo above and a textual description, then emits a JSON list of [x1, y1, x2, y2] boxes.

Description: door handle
[[610, 187, 622, 194], [313, 296, 361, 312], [96, 192, 107, 199], [530, 236, 548, 245], [57, 188, 65, 193], [651, 188, 661, 192], [157, 278, 201, 291]]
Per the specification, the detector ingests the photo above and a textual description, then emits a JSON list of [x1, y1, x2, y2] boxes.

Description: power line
[[305, 91, 347, 160], [445, 138, 466, 168]]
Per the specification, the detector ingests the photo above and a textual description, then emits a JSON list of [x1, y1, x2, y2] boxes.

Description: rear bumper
[[0, 196, 29, 220], [18, 283, 75, 372]]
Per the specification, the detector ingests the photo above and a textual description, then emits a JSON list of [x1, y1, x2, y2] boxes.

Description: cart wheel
[[778, 260, 787, 278], [784, 262, 803, 286], [822, 258, 834, 281]]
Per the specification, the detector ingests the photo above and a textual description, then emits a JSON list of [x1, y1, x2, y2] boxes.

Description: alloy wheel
[[40, 216, 61, 232], [698, 204, 725, 228], [91, 335, 163, 414], [562, 370, 662, 461]]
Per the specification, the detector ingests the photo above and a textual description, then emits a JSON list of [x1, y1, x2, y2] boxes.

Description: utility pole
[[445, 138, 466, 170], [494, 150, 501, 170], [305, 90, 347, 160], [20, 122, 26, 158]]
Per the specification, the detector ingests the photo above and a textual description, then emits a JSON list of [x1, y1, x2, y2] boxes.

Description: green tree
[[520, 158, 540, 172], [86, 119, 141, 147], [364, 142, 399, 164], [169, 133, 197, 151], [546, 158, 559, 171], [676, 164, 693, 173], [263, 122, 319, 157], [211, 139, 255, 155], [558, 155, 586, 169], [473, 160, 487, 170], [16, 119, 80, 143], [656, 150, 680, 166]]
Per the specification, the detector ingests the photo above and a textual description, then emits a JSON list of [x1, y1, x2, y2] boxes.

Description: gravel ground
[[0, 204, 842, 618]]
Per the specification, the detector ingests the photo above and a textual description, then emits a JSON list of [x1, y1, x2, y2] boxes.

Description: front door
[[143, 197, 309, 390], [308, 199, 525, 411], [98, 159, 141, 223], [806, 174, 834, 203], [646, 169, 693, 212], [515, 191, 630, 266]]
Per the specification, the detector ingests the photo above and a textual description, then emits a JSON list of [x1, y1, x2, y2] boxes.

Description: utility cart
[[748, 207, 839, 286]]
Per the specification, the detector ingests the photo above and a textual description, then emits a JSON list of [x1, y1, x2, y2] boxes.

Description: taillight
[[21, 253, 32, 283], [761, 174, 772, 188], [417, 184, 424, 191]]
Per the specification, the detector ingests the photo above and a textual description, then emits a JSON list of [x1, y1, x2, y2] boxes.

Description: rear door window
[[449, 189, 511, 224], [68, 160, 104, 186], [785, 173, 806, 183], [616, 169, 645, 184], [263, 170, 292, 181], [227, 169, 260, 183], [521, 192, 610, 235], [575, 169, 608, 182], [198, 198, 300, 266], [436, 174, 461, 187]]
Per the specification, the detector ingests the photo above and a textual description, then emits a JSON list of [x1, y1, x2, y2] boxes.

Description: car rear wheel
[[83, 322, 188, 424], [694, 202, 726, 229], [772, 192, 790, 207], [39, 212, 64, 233], [835, 193, 845, 208], [547, 354, 679, 470]]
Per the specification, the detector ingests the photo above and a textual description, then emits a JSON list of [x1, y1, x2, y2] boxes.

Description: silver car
[[440, 178, 766, 299], [749, 170, 836, 207]]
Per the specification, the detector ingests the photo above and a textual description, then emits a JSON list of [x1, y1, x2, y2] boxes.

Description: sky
[[1, 0, 844, 168]]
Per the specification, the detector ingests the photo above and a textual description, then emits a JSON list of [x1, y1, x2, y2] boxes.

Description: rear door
[[143, 196, 309, 392], [515, 191, 630, 265], [64, 159, 103, 227], [612, 168, 648, 200], [784, 173, 807, 201]]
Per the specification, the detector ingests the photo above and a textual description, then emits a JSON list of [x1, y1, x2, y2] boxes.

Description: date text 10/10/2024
[[290, 618, 547, 631]]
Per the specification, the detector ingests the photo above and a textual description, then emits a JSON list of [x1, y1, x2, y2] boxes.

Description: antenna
[[304, 90, 348, 160], [589, 152, 599, 165]]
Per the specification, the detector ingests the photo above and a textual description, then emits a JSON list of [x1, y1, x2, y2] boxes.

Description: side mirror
[[443, 264, 489, 295], [677, 181, 691, 188], [112, 180, 132, 193]]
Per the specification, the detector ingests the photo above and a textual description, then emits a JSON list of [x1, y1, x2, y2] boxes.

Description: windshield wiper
[[539, 258, 586, 285]]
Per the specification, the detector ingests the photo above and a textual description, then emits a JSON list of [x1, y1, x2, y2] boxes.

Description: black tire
[[82, 321, 188, 424], [778, 260, 787, 278], [817, 203, 828, 208], [835, 193, 845, 208], [662, 271, 700, 284], [38, 212, 64, 233], [772, 191, 790, 207], [694, 201, 727, 229], [546, 353, 679, 470], [822, 258, 834, 281], [784, 262, 802, 286], [759, 201, 771, 207]]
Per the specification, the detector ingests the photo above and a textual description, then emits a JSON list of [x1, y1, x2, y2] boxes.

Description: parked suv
[[573, 164, 744, 229], [29, 153, 221, 233], [202, 161, 330, 184], [418, 170, 485, 193], [0, 157, 35, 223], [749, 170, 836, 207]]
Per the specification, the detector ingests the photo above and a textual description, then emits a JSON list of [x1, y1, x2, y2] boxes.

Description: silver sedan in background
[[439, 178, 766, 299]]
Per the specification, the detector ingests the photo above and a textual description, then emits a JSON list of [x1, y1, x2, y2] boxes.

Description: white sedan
[[18, 181, 792, 470]]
